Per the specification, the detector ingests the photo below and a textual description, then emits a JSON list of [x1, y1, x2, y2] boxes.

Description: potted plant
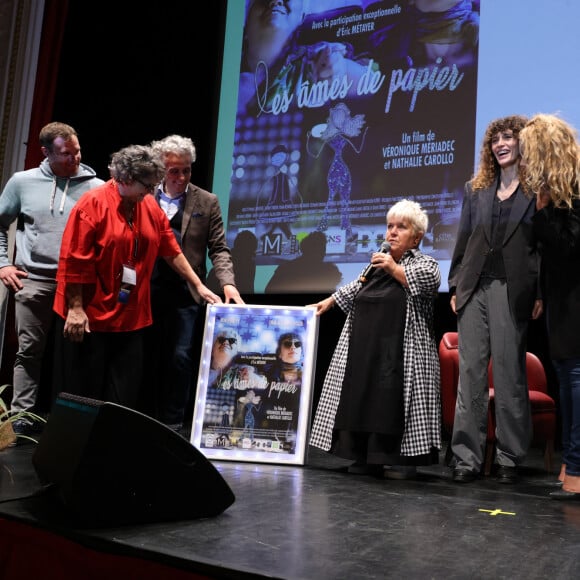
[[0, 384, 47, 450]]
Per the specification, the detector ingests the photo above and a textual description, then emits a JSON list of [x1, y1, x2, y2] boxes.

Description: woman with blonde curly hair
[[447, 115, 543, 484], [519, 113, 580, 500]]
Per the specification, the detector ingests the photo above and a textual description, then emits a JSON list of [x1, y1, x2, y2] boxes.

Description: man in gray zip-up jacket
[[0, 122, 103, 435]]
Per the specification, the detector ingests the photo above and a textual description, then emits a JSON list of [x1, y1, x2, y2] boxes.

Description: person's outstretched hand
[[223, 284, 245, 304], [307, 296, 335, 316]]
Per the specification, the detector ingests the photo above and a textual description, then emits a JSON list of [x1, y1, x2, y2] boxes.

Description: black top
[[335, 270, 406, 435], [481, 191, 515, 279], [532, 199, 580, 359]]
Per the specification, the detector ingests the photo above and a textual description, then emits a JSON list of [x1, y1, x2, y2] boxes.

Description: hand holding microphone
[[359, 241, 391, 284]]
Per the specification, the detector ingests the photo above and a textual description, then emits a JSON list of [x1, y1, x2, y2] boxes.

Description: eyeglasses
[[217, 336, 237, 346], [167, 167, 192, 177], [283, 340, 302, 348], [135, 179, 157, 193]]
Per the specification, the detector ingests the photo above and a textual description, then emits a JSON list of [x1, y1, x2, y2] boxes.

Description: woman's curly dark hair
[[471, 115, 528, 193]]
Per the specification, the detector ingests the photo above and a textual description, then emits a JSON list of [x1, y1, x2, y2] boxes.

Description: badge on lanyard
[[119, 264, 137, 304]]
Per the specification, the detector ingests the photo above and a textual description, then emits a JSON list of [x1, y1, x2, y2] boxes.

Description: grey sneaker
[[11, 418, 34, 436], [8, 419, 30, 447], [10, 418, 43, 445]]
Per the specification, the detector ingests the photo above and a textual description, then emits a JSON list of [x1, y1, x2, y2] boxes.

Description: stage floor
[[1, 438, 579, 579]]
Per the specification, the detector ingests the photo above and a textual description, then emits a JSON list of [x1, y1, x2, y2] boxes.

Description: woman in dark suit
[[448, 115, 543, 484]]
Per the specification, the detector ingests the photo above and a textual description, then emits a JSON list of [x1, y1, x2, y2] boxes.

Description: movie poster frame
[[190, 303, 319, 465]]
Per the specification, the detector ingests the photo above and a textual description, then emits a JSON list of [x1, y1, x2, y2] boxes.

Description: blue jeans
[[145, 291, 200, 428], [553, 358, 580, 476]]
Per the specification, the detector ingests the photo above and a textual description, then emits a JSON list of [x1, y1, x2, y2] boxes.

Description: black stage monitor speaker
[[32, 392, 235, 527]]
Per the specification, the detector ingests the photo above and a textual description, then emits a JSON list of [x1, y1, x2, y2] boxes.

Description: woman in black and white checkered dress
[[309, 199, 441, 478]]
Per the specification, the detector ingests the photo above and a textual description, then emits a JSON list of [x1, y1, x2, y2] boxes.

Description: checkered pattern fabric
[[309, 249, 442, 456]]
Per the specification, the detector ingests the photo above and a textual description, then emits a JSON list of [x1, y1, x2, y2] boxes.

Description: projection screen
[[212, 0, 580, 294]]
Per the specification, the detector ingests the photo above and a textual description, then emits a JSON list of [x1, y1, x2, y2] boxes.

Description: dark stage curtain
[[24, 0, 69, 169]]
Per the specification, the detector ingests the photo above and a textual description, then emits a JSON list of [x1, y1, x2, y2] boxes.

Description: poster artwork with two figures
[[191, 304, 319, 465]]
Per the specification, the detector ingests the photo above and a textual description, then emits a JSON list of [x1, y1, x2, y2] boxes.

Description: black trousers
[[53, 317, 145, 409]]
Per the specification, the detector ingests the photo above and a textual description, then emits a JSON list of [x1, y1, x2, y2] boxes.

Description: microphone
[[359, 241, 391, 284]]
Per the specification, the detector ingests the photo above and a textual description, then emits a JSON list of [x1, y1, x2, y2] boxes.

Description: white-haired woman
[[309, 199, 441, 478]]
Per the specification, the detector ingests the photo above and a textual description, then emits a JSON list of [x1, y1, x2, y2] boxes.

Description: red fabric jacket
[[54, 180, 180, 332]]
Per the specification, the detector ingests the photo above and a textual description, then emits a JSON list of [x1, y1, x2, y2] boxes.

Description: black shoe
[[452, 467, 478, 483], [550, 489, 580, 501], [496, 465, 518, 484], [384, 465, 417, 480], [347, 462, 383, 476]]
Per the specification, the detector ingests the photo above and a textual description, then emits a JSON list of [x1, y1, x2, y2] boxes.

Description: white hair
[[150, 134, 196, 164], [387, 199, 429, 235]]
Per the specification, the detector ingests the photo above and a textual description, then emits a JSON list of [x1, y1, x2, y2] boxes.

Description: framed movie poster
[[190, 303, 320, 465]]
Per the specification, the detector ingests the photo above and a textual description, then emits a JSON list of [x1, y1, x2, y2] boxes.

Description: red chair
[[439, 331, 556, 475]]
